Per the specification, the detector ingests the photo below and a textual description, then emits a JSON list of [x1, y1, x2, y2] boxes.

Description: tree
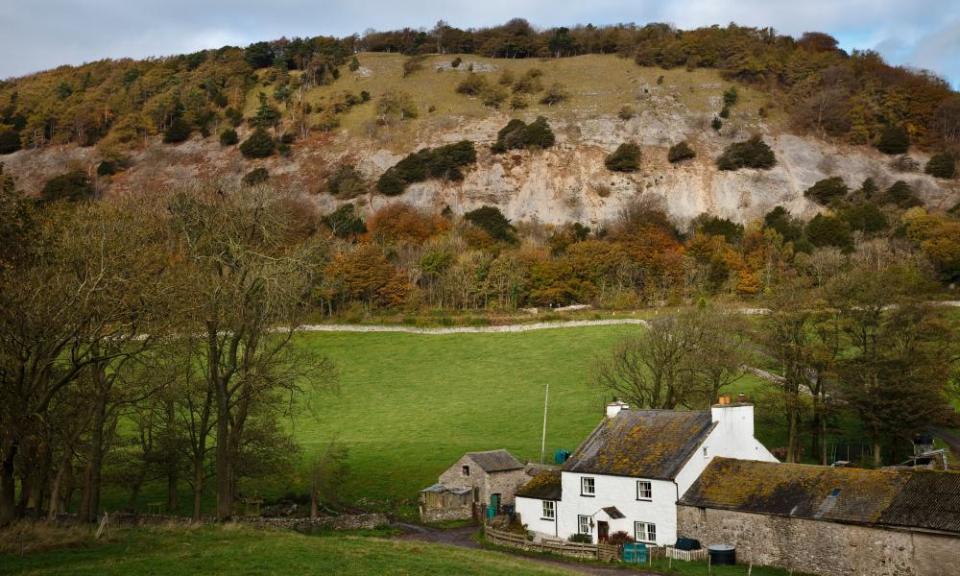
[[716, 136, 776, 170], [925, 153, 956, 179], [323, 204, 366, 238], [242, 167, 269, 186], [806, 214, 852, 251], [41, 170, 95, 203], [605, 143, 641, 172], [239, 127, 275, 159], [539, 83, 569, 105], [464, 205, 516, 244], [804, 177, 849, 205], [763, 206, 803, 243], [0, 128, 20, 154], [491, 117, 555, 152], [167, 186, 333, 521], [879, 180, 921, 208], [876, 124, 910, 155], [667, 141, 696, 163], [327, 165, 367, 198]]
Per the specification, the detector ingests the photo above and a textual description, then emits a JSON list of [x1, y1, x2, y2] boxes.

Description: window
[[578, 514, 592, 535], [703, 446, 709, 458], [581, 476, 595, 497], [542, 500, 555, 520], [634, 521, 657, 544], [462, 465, 470, 477], [636, 480, 652, 500]]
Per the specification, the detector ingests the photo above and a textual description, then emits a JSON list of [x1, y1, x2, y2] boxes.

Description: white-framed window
[[636, 480, 652, 500], [580, 476, 596, 497], [634, 521, 657, 544], [578, 514, 592, 535], [542, 500, 556, 520]]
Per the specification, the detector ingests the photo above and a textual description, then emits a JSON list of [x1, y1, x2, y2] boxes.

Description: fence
[[665, 546, 708, 562], [483, 526, 618, 561]]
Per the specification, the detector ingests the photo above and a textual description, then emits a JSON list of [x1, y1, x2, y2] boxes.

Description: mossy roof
[[681, 458, 960, 534], [516, 470, 562, 501], [562, 409, 715, 480]]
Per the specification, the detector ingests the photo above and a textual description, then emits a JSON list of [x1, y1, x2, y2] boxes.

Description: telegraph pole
[[540, 382, 549, 464]]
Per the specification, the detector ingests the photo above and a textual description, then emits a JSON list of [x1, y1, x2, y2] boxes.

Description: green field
[[0, 527, 578, 576], [288, 326, 638, 507]]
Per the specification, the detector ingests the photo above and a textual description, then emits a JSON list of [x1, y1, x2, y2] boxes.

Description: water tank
[[708, 544, 736, 565], [553, 449, 571, 464], [675, 537, 701, 551]]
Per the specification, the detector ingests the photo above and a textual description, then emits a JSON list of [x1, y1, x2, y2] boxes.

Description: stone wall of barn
[[677, 505, 960, 576], [436, 455, 529, 507], [483, 469, 530, 506]]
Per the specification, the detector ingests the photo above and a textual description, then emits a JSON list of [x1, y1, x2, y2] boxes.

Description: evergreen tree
[[239, 127, 276, 159]]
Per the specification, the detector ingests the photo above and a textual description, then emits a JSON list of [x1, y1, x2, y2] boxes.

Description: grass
[[0, 526, 582, 576], [246, 52, 777, 154]]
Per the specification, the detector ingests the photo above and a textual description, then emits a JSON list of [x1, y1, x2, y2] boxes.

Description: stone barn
[[679, 458, 960, 576], [419, 449, 531, 523]]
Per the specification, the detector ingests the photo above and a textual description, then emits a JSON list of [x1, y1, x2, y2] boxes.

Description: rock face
[[3, 112, 958, 226]]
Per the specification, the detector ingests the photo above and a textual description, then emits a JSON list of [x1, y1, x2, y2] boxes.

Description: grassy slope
[[246, 52, 776, 153], [0, 527, 578, 576]]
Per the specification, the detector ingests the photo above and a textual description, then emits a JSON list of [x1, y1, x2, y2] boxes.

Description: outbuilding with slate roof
[[679, 458, 960, 576], [419, 449, 532, 523]]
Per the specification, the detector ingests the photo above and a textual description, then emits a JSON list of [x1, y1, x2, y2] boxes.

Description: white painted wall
[[555, 473, 679, 546], [515, 496, 561, 539], [675, 405, 778, 498]]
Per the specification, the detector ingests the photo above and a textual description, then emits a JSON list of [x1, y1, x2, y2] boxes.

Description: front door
[[490, 493, 501, 513], [597, 521, 609, 543]]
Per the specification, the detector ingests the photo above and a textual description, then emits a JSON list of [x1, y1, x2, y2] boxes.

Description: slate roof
[[466, 449, 524, 473], [516, 470, 562, 501], [562, 410, 715, 480], [681, 458, 960, 535]]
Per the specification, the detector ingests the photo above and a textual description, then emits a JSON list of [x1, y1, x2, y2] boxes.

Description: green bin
[[622, 543, 647, 564]]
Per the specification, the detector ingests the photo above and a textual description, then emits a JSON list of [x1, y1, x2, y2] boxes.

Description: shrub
[[41, 170, 95, 203], [925, 153, 956, 179], [607, 531, 635, 546], [889, 155, 919, 173], [0, 128, 20, 154], [605, 143, 641, 172], [327, 165, 367, 198], [464, 205, 516, 243], [162, 117, 191, 143], [402, 55, 426, 77], [456, 74, 487, 96], [667, 141, 696, 163], [618, 105, 636, 121], [376, 141, 477, 195], [719, 105, 730, 119], [876, 124, 909, 155], [804, 177, 849, 205], [497, 70, 515, 86], [695, 214, 744, 242], [806, 214, 852, 250], [239, 127, 275, 158], [242, 167, 269, 186], [723, 86, 739, 107], [711, 116, 722, 132], [451, 57, 462, 69], [568, 533, 592, 544], [539, 83, 569, 106], [716, 136, 776, 170], [510, 95, 529, 110], [349, 56, 361, 72], [323, 204, 366, 238], [513, 71, 544, 94], [480, 85, 508, 109], [96, 160, 117, 176], [491, 117, 555, 153], [879, 180, 922, 208], [225, 107, 244, 127], [219, 128, 239, 146]]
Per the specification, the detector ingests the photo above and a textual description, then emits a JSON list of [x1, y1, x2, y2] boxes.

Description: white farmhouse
[[516, 400, 776, 546]]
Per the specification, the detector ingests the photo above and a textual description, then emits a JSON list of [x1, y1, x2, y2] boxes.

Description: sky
[[1, 0, 958, 88]]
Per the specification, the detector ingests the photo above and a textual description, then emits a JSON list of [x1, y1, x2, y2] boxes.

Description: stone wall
[[677, 505, 960, 576], [110, 512, 389, 532], [483, 468, 530, 507]]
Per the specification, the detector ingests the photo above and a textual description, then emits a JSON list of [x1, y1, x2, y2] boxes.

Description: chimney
[[711, 398, 755, 438], [606, 400, 629, 419]]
